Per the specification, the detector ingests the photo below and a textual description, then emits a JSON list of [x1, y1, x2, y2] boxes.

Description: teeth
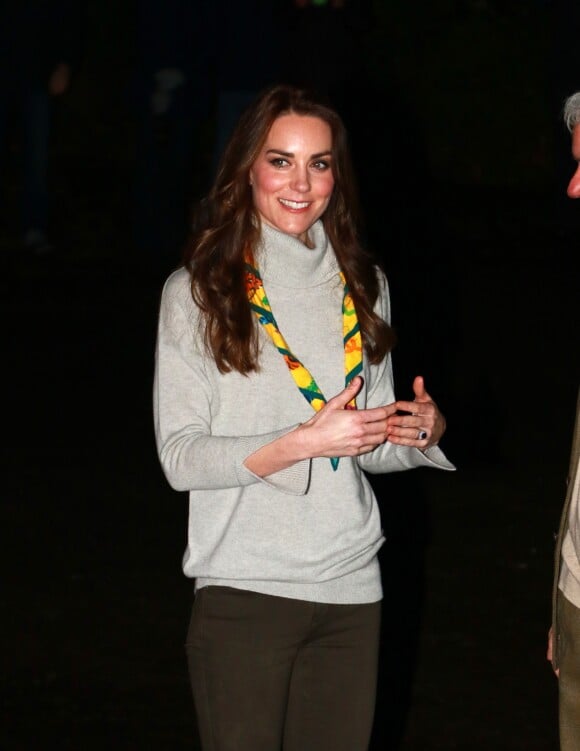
[[279, 199, 309, 209]]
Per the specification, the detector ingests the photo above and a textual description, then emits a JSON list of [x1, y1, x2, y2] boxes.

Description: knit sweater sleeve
[[357, 268, 456, 475], [153, 270, 311, 494]]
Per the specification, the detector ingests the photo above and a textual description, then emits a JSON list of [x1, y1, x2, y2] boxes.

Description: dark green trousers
[[186, 586, 381, 751], [558, 590, 580, 750]]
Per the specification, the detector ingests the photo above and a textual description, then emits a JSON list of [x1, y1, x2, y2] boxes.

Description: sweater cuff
[[233, 428, 311, 495], [358, 441, 456, 474], [397, 443, 456, 471]]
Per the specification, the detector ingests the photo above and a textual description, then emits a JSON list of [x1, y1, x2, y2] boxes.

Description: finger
[[326, 376, 364, 410], [412, 375, 435, 405], [387, 418, 433, 440], [357, 443, 382, 455], [386, 433, 417, 447], [360, 405, 393, 423], [388, 405, 432, 426], [387, 432, 428, 448], [413, 375, 426, 399], [392, 400, 418, 415]]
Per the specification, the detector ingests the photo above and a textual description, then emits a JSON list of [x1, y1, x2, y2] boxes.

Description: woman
[[154, 84, 455, 751]]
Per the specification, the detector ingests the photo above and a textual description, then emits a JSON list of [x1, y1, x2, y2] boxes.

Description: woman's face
[[249, 113, 335, 244]]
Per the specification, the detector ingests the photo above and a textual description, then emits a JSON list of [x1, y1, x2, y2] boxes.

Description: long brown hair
[[183, 83, 395, 374]]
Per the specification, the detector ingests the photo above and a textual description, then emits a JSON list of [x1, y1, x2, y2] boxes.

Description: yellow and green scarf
[[245, 260, 363, 470]]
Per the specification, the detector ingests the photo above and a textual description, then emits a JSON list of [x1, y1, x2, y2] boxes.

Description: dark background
[[2, 1, 580, 749]]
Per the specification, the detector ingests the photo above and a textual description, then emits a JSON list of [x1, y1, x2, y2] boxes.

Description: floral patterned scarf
[[245, 260, 362, 470]]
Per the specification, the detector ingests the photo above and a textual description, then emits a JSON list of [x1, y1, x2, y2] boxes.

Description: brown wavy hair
[[182, 83, 396, 374]]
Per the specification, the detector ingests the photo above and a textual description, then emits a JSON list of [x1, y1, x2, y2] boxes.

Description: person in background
[[0, 0, 84, 257], [545, 0, 580, 242], [153, 83, 455, 751], [547, 90, 580, 751]]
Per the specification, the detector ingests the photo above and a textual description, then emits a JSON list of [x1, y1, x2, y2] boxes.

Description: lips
[[278, 198, 311, 209]]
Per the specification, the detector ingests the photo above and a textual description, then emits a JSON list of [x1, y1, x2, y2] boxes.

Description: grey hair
[[563, 93, 580, 132]]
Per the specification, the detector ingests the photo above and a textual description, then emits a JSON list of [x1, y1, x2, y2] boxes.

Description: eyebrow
[[265, 149, 332, 159]]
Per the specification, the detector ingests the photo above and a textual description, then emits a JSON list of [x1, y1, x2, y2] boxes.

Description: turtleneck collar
[[256, 220, 339, 289]]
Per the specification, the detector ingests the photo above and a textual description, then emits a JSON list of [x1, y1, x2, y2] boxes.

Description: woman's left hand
[[385, 375, 446, 449]]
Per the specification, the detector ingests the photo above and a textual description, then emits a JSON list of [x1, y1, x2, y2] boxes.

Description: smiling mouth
[[279, 198, 310, 209]]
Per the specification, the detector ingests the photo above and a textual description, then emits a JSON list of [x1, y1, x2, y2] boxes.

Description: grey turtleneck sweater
[[154, 221, 455, 604]]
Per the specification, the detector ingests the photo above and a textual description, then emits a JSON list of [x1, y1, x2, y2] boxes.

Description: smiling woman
[[152, 83, 455, 751], [248, 114, 335, 244]]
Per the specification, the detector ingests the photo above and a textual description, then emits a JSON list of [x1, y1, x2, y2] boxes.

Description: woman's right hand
[[299, 376, 395, 459], [244, 377, 395, 477]]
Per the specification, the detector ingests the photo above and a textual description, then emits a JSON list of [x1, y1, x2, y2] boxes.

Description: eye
[[269, 157, 289, 168], [312, 159, 331, 171]]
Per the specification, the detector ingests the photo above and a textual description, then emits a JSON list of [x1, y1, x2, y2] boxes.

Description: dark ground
[[3, 3, 580, 749]]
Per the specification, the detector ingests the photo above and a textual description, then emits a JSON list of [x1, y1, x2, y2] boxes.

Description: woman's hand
[[244, 376, 395, 477], [385, 375, 446, 450], [300, 376, 396, 459]]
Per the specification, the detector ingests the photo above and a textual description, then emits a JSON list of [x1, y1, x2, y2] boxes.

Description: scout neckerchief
[[245, 259, 363, 470]]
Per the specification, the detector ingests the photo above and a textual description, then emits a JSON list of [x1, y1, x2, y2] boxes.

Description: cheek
[[252, 167, 285, 196], [318, 174, 335, 200], [567, 167, 580, 197]]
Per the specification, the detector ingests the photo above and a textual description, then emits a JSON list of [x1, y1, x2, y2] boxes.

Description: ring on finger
[[417, 429, 427, 440]]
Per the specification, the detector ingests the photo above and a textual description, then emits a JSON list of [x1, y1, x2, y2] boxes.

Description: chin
[[282, 218, 314, 237]]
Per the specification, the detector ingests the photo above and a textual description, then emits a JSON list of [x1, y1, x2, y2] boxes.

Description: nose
[[290, 165, 310, 193], [567, 163, 580, 199]]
